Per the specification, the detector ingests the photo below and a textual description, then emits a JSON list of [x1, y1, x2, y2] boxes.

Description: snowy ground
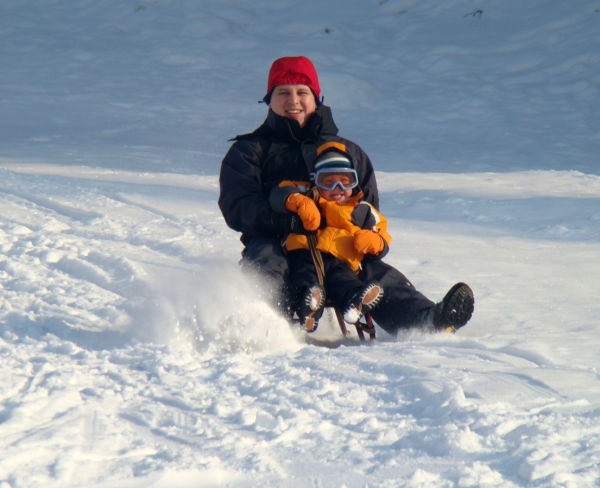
[[1, 1, 600, 487]]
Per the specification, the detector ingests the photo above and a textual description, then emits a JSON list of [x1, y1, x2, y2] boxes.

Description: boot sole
[[342, 283, 384, 325], [349, 284, 384, 322], [436, 282, 474, 330], [304, 286, 325, 332], [361, 284, 383, 311]]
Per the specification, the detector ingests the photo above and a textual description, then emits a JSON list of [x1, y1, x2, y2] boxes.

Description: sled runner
[[292, 302, 376, 342], [332, 304, 376, 341]]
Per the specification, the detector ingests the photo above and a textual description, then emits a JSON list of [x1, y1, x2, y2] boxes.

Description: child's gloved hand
[[285, 193, 321, 232], [353, 229, 384, 255]]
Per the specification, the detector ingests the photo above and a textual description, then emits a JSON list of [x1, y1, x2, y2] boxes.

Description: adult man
[[218, 56, 474, 334]]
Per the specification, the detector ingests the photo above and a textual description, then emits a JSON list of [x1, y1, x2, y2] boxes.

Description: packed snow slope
[[1, 1, 599, 487]]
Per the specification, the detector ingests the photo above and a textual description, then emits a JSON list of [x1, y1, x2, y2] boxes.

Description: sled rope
[[307, 186, 325, 287]]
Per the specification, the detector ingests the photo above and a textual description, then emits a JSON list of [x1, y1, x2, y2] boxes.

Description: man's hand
[[351, 202, 377, 229]]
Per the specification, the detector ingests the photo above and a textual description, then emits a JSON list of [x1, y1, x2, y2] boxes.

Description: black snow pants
[[287, 249, 366, 312], [358, 259, 434, 335], [241, 237, 434, 335]]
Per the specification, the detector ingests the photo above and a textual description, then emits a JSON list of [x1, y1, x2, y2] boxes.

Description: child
[[274, 142, 391, 331]]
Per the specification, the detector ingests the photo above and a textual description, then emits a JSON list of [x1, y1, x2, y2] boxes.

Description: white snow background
[[1, 1, 599, 487]]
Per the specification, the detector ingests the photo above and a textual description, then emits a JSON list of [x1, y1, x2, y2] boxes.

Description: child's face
[[314, 168, 357, 203], [318, 186, 352, 203]]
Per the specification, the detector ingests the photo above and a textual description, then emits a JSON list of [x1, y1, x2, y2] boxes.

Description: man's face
[[269, 84, 317, 128]]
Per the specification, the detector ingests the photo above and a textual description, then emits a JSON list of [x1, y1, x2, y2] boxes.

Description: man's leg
[[241, 237, 290, 314], [360, 260, 435, 335]]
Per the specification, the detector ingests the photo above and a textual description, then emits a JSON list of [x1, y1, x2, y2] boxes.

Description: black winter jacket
[[218, 105, 379, 245]]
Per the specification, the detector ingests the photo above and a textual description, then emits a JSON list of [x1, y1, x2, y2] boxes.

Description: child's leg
[[322, 254, 364, 308], [287, 250, 325, 331], [322, 255, 384, 324], [288, 250, 320, 299]]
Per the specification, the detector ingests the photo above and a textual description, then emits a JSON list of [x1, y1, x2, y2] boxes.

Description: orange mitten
[[353, 229, 384, 255], [285, 193, 321, 231]]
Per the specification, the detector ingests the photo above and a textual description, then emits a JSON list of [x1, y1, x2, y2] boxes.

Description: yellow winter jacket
[[284, 185, 392, 272]]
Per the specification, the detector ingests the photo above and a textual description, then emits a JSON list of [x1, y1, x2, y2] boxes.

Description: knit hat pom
[[264, 56, 321, 104]]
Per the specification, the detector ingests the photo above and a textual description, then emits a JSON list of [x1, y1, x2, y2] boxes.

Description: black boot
[[432, 282, 474, 332], [297, 285, 325, 332], [342, 282, 384, 324]]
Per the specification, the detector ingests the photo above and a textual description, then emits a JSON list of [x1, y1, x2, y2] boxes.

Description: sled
[[296, 301, 376, 342], [331, 305, 376, 341], [292, 302, 376, 342]]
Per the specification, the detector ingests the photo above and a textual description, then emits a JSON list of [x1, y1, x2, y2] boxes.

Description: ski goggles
[[314, 168, 359, 191]]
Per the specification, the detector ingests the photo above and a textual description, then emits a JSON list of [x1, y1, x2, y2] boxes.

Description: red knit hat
[[264, 56, 321, 103]]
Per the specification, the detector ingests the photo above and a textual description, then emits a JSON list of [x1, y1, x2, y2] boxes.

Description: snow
[[1, 0, 599, 486]]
